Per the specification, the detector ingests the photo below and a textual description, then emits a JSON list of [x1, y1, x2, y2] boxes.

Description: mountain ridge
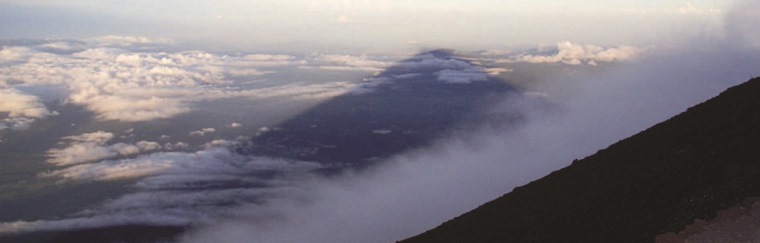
[[401, 77, 760, 242]]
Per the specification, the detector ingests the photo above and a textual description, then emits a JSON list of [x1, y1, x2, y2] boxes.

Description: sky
[[0, 0, 729, 51], [1, 0, 760, 242]]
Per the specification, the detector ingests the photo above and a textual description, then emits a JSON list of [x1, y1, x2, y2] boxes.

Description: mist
[[179, 4, 760, 243]]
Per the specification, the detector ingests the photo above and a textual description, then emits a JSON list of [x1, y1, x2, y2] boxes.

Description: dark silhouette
[[401, 77, 760, 243], [238, 49, 520, 167]]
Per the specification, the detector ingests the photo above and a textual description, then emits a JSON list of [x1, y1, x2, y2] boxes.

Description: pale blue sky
[[0, 0, 731, 51]]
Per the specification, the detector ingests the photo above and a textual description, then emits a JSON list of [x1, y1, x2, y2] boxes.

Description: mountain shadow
[[0, 50, 527, 243], [237, 49, 523, 167], [400, 77, 760, 243]]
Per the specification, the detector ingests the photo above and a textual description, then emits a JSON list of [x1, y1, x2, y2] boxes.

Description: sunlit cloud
[[45, 131, 162, 166], [0, 38, 363, 125], [502, 42, 640, 65]]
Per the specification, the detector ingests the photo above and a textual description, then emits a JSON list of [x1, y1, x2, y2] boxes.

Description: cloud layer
[[3, 16, 759, 242], [1, 37, 394, 128], [506, 42, 640, 65], [45, 131, 164, 167], [2, 37, 757, 242]]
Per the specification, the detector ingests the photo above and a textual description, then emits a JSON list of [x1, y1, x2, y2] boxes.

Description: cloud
[[305, 54, 392, 72], [163, 142, 190, 151], [0, 46, 32, 63], [228, 122, 242, 128], [88, 35, 175, 47], [0, 88, 55, 118], [239, 54, 299, 66], [190, 128, 216, 136], [235, 82, 357, 100], [394, 51, 495, 84], [37, 41, 88, 53], [45, 131, 162, 166], [396, 52, 474, 71], [75, 95, 193, 122], [178, 40, 759, 243], [0, 40, 357, 123], [136, 141, 162, 151], [0, 87, 57, 130], [724, 0, 760, 48], [435, 68, 488, 84], [63, 130, 115, 143], [349, 77, 393, 95], [3, 38, 759, 241], [508, 42, 640, 65], [485, 67, 512, 75], [0, 117, 35, 131], [678, 3, 722, 15], [2, 144, 322, 234]]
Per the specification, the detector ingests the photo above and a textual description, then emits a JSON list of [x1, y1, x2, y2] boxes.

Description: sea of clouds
[[1, 1, 758, 241]]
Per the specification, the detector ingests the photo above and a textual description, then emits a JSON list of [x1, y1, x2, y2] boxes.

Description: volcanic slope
[[401, 77, 760, 243]]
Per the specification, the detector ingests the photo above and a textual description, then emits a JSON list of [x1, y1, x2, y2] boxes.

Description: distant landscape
[[1, 1, 759, 242]]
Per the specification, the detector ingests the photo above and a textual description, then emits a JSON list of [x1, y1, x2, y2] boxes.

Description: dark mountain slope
[[401, 77, 760, 243]]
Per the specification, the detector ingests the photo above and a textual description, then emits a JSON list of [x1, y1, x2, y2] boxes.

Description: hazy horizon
[[0, 0, 737, 52]]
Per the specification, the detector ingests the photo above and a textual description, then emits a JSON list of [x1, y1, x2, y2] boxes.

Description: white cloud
[[510, 42, 640, 65], [393, 73, 421, 79], [228, 122, 242, 128], [88, 35, 175, 47], [73, 95, 192, 122], [190, 128, 216, 136], [38, 42, 88, 53], [47, 142, 121, 166], [236, 82, 357, 100], [0, 87, 57, 130], [395, 51, 493, 84], [0, 117, 36, 131], [225, 68, 270, 77], [349, 77, 392, 95], [64, 130, 115, 143], [163, 142, 190, 150], [0, 41, 359, 122], [71, 47, 123, 60], [137, 141, 162, 151], [46, 131, 162, 166], [0, 46, 32, 63], [3, 145, 322, 234], [239, 54, 299, 67], [0, 88, 55, 118], [306, 54, 391, 72], [485, 67, 512, 76], [397, 55, 470, 70]]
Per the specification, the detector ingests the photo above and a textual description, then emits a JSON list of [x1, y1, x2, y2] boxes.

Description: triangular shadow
[[238, 49, 524, 167]]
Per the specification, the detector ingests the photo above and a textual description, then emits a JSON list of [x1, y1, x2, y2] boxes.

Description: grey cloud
[[724, 0, 760, 48], [1, 144, 322, 234]]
